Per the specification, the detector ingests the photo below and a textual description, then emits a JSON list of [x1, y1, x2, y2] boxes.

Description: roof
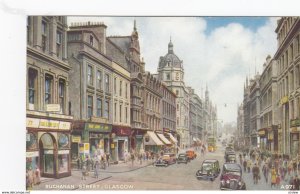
[[158, 40, 183, 69], [203, 159, 218, 163], [107, 36, 131, 55], [223, 163, 241, 171]]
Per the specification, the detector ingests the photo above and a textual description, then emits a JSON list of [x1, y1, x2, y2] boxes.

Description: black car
[[196, 159, 220, 181], [177, 153, 189, 164], [220, 163, 246, 190]]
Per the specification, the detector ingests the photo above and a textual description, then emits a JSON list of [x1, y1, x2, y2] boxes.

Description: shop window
[[44, 153, 54, 174], [87, 65, 93, 86], [87, 95, 93, 118], [28, 68, 37, 109], [58, 134, 69, 148], [97, 98, 102, 117], [45, 74, 53, 105], [58, 154, 69, 173], [105, 74, 110, 92], [97, 70, 102, 90], [59, 79, 65, 114], [26, 133, 37, 150]]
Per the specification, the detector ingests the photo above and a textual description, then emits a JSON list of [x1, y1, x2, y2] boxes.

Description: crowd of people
[[238, 148, 300, 190]]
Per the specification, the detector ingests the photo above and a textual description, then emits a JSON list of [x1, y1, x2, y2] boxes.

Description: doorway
[[39, 133, 57, 178], [118, 140, 125, 161]]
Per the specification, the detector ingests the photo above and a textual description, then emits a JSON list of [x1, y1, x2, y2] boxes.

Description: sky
[[67, 16, 278, 124]]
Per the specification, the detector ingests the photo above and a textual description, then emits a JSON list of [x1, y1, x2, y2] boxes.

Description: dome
[[159, 39, 183, 68]]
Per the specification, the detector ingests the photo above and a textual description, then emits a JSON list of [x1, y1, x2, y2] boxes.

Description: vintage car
[[177, 153, 189, 164], [225, 153, 236, 163], [220, 163, 246, 190], [155, 153, 176, 167], [186, 150, 197, 160], [196, 159, 220, 181]]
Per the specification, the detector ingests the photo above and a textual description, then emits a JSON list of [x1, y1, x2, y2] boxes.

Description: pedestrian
[[94, 161, 100, 179], [130, 152, 135, 167], [239, 154, 243, 165], [86, 156, 91, 172], [247, 159, 252, 173], [26, 169, 30, 190], [139, 152, 142, 165], [271, 166, 277, 188], [276, 172, 281, 188], [34, 167, 41, 185], [106, 152, 110, 167], [91, 157, 94, 170], [243, 160, 247, 172], [81, 164, 87, 180], [293, 160, 297, 176], [124, 151, 128, 163], [293, 175, 300, 190], [77, 157, 80, 170], [252, 163, 260, 184], [27, 167, 34, 189], [262, 163, 269, 183]]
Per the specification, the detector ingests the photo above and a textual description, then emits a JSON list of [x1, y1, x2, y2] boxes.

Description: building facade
[[258, 56, 279, 153], [26, 16, 73, 178], [274, 17, 300, 157], [237, 103, 244, 147], [157, 40, 190, 148], [67, 22, 113, 162]]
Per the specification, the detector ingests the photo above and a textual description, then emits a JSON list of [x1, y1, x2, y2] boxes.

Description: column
[[33, 16, 42, 50], [49, 17, 57, 57], [63, 17, 68, 62]]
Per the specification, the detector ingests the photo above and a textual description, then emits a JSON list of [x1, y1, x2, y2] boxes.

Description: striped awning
[[144, 131, 164, 146], [157, 133, 172, 145], [168, 133, 178, 143]]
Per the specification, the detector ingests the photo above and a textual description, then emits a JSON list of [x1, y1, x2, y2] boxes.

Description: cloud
[[67, 16, 278, 123]]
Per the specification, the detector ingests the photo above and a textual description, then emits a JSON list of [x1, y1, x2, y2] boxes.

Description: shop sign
[[46, 104, 61, 112], [117, 137, 128, 141], [290, 119, 300, 127], [84, 143, 90, 151], [90, 116, 108, 124], [72, 136, 81, 143], [136, 135, 143, 139], [85, 123, 112, 132], [79, 143, 84, 153], [290, 127, 300, 133], [258, 130, 265, 136], [39, 119, 60, 129], [58, 150, 69, 154], [111, 144, 115, 149], [59, 122, 71, 130], [26, 118, 40, 128], [26, 151, 39, 158]]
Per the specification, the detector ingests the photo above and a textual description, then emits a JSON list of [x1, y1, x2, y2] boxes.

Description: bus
[[207, 137, 217, 152]]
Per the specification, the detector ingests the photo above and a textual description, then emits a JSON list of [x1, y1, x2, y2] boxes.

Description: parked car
[[155, 153, 176, 167], [177, 153, 189, 164], [196, 159, 220, 181], [186, 150, 197, 160], [220, 163, 246, 190]]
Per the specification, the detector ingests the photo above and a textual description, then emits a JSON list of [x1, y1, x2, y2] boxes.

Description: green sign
[[84, 122, 112, 132], [291, 119, 300, 127]]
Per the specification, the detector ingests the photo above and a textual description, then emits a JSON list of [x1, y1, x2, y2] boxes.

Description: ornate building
[[157, 39, 190, 148]]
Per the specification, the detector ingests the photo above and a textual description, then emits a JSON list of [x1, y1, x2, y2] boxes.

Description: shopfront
[[290, 119, 300, 157], [26, 117, 72, 178], [131, 129, 146, 154], [144, 131, 164, 153], [112, 126, 131, 161], [258, 129, 267, 150]]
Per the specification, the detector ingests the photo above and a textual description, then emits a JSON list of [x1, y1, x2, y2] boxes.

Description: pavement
[[32, 160, 154, 190]]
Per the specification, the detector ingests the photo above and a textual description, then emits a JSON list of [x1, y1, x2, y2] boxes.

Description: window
[[166, 73, 170, 80], [90, 35, 94, 46], [97, 70, 102, 89], [96, 98, 102, 117], [176, 90, 179, 96], [104, 101, 109, 119], [105, 74, 110, 92], [114, 103, 117, 122], [125, 83, 128, 99], [28, 68, 37, 105], [56, 31, 62, 58], [120, 80, 122, 97], [114, 77, 117, 94], [125, 107, 128, 123], [87, 65, 93, 85], [87, 96, 93, 118], [42, 21, 47, 52], [45, 74, 53, 104], [120, 104, 122, 123], [59, 79, 65, 113]]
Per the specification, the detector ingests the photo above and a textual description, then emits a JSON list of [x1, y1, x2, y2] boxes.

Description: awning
[[144, 131, 164, 146], [157, 133, 172, 145], [168, 133, 178, 143], [193, 137, 197, 141]]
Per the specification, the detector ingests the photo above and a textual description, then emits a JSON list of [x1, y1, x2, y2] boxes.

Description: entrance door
[[118, 140, 124, 161], [39, 133, 56, 178]]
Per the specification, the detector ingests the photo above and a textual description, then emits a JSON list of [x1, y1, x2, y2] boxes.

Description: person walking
[[34, 167, 41, 185], [81, 164, 87, 180], [247, 159, 252, 173], [124, 151, 128, 163], [106, 152, 110, 167], [262, 163, 269, 183], [130, 152, 135, 167], [252, 163, 260, 184], [271, 166, 277, 188], [243, 160, 247, 172], [94, 161, 100, 179], [276, 172, 281, 188], [293, 175, 300, 190]]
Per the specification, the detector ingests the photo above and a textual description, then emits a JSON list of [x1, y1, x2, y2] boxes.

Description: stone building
[[26, 16, 73, 178], [67, 22, 113, 161], [243, 77, 251, 147], [107, 21, 147, 154], [274, 17, 300, 157], [237, 103, 244, 147], [258, 55, 279, 153], [157, 39, 190, 148]]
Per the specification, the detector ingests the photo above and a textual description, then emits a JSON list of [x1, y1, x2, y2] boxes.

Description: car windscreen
[[202, 163, 212, 172], [225, 170, 241, 176]]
